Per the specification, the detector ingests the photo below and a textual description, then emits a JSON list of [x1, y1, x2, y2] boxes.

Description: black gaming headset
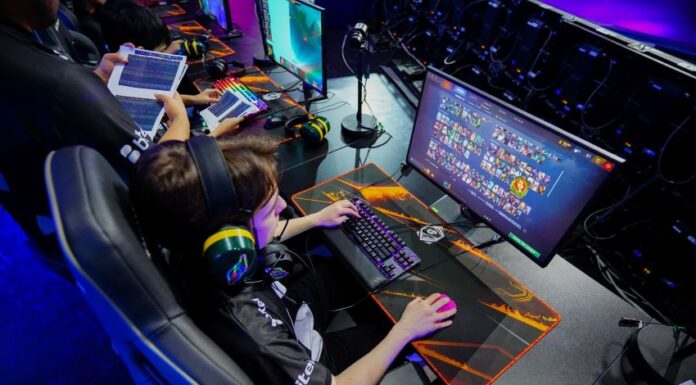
[[186, 135, 293, 289], [284, 114, 331, 145], [180, 36, 228, 79], [186, 135, 257, 289]]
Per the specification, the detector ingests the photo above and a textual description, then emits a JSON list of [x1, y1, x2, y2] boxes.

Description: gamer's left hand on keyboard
[[313, 200, 360, 228]]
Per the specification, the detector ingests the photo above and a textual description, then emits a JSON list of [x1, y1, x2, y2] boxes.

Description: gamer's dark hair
[[99, 0, 171, 52], [131, 135, 279, 253]]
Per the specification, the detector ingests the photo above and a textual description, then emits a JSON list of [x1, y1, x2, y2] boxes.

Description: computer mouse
[[264, 115, 287, 130], [436, 294, 457, 313]]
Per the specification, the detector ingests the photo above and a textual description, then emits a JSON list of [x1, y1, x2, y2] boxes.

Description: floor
[[0, 204, 134, 385]]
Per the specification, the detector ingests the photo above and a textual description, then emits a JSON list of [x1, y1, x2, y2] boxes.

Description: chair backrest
[[44, 146, 254, 385]]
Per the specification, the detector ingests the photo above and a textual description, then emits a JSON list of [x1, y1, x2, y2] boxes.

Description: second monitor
[[256, 0, 327, 95], [199, 0, 241, 38]]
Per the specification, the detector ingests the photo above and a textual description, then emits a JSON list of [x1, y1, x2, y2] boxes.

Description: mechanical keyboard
[[342, 197, 421, 283]]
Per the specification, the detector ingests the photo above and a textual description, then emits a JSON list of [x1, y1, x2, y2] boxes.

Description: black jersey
[[0, 22, 151, 238], [210, 284, 333, 385]]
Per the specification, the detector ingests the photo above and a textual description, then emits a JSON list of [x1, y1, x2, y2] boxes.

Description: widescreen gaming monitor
[[407, 68, 625, 267], [257, 0, 327, 95], [199, 0, 231, 31]]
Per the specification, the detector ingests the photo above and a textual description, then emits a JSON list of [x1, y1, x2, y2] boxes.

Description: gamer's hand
[[94, 51, 129, 84], [312, 200, 360, 228], [392, 293, 456, 341], [155, 92, 188, 127], [164, 39, 184, 54], [192, 89, 222, 105], [211, 117, 245, 137]]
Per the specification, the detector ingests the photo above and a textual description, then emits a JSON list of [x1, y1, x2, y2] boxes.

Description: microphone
[[349, 22, 369, 49]]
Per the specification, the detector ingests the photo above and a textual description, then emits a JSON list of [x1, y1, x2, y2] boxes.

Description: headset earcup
[[206, 59, 228, 79], [260, 241, 295, 281], [300, 116, 330, 145], [202, 225, 256, 288], [183, 38, 206, 58]]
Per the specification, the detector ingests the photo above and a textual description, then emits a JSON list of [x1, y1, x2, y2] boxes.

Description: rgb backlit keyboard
[[343, 197, 421, 282]]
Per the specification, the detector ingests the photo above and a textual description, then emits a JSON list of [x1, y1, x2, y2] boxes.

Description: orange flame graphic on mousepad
[[292, 163, 560, 385]]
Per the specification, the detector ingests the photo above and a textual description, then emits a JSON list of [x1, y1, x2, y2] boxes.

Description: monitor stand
[[253, 55, 275, 68], [430, 194, 504, 249], [217, 25, 243, 40]]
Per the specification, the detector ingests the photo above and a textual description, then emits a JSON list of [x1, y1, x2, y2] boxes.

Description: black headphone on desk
[[284, 114, 331, 145], [186, 136, 294, 289], [180, 37, 228, 79]]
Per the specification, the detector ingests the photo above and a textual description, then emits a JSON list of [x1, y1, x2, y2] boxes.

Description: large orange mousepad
[[292, 163, 560, 385]]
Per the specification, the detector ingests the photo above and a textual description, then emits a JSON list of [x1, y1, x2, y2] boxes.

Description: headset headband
[[186, 136, 249, 216]]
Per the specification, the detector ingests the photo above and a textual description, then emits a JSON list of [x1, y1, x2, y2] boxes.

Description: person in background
[[0, 0, 239, 253], [99, 0, 220, 107], [73, 0, 109, 53]]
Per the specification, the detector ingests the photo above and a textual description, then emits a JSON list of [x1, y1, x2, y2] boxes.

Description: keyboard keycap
[[342, 197, 421, 282]]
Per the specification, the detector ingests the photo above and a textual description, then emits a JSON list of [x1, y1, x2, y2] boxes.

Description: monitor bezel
[[255, 0, 328, 96], [406, 66, 625, 267]]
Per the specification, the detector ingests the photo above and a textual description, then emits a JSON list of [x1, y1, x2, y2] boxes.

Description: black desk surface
[[278, 73, 648, 385]]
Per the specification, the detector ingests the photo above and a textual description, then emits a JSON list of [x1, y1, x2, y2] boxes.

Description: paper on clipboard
[[107, 45, 188, 138], [200, 89, 259, 132]]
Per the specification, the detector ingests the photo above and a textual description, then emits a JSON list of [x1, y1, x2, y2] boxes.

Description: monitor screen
[[407, 68, 625, 266], [200, 0, 230, 31], [257, 0, 326, 95]]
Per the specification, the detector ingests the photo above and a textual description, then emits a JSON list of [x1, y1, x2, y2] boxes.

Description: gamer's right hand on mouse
[[211, 117, 245, 138], [392, 293, 456, 341]]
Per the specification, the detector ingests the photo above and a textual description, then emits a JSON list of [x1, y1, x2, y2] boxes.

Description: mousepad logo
[[262, 92, 281, 101], [418, 225, 445, 244]]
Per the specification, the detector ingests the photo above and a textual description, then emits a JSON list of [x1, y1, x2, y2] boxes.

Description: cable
[[257, 80, 303, 95], [579, 59, 615, 132], [580, 78, 647, 132], [583, 176, 658, 240], [657, 107, 696, 185], [526, 44, 576, 92], [245, 94, 330, 124], [525, 29, 555, 78], [311, 101, 349, 115], [587, 245, 653, 320], [341, 29, 357, 78], [487, 9, 515, 65], [397, 38, 427, 71], [450, 63, 474, 77], [586, 244, 672, 323]]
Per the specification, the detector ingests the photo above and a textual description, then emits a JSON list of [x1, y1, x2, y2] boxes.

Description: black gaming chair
[[44, 146, 254, 385]]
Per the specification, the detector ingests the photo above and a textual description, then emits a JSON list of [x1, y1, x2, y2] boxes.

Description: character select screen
[[409, 73, 616, 260]]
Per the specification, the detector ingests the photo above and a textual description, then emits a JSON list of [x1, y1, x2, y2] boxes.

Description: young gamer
[[131, 134, 457, 385]]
